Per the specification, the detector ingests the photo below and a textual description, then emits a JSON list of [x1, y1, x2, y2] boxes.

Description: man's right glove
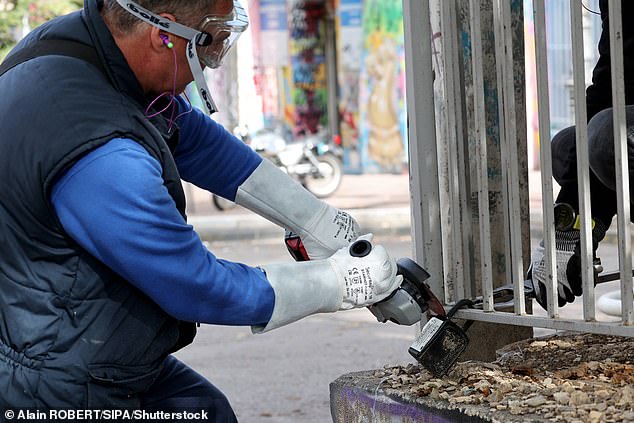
[[528, 232, 584, 309], [252, 234, 403, 333], [528, 205, 608, 310]]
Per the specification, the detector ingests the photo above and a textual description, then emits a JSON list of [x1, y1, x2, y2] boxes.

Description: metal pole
[[608, 0, 633, 325], [570, 0, 595, 321], [469, 0, 493, 312], [532, 0, 558, 317], [402, 0, 444, 301], [324, 13, 340, 142], [440, 0, 469, 300], [493, 0, 525, 315]]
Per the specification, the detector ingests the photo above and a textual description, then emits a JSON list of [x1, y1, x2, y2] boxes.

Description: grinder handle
[[349, 239, 372, 257]]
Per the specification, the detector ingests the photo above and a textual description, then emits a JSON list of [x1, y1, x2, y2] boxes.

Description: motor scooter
[[247, 122, 344, 199], [212, 122, 345, 211]]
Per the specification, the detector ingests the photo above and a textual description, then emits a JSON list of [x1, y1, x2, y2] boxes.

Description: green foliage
[[0, 0, 83, 60]]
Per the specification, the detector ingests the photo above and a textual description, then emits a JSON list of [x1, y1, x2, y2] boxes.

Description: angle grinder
[[284, 231, 445, 322], [285, 232, 469, 376]]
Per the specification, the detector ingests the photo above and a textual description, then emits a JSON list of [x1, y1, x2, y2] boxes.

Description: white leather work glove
[[299, 206, 359, 260], [235, 159, 359, 259], [252, 234, 403, 333], [328, 234, 402, 310]]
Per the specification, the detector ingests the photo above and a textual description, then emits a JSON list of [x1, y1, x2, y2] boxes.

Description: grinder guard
[[369, 258, 445, 325]]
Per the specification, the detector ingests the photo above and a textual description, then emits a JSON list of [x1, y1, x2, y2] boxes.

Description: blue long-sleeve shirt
[[51, 99, 275, 326]]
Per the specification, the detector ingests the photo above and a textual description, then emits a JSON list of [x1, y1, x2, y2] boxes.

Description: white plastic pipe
[[597, 289, 634, 317]]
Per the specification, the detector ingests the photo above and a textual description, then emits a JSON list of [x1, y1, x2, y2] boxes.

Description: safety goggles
[[115, 0, 249, 115], [196, 3, 248, 69]]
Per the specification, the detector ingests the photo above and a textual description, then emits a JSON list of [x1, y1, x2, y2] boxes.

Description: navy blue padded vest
[[0, 0, 195, 407]]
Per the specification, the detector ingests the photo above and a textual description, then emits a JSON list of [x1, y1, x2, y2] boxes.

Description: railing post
[[608, 0, 634, 325], [570, 0, 596, 321], [533, 0, 558, 317], [402, 0, 444, 302]]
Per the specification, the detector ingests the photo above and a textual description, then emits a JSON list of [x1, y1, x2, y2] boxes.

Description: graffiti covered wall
[[336, 0, 363, 172], [252, 0, 288, 124], [250, 0, 407, 172], [288, 0, 328, 135], [358, 0, 406, 173]]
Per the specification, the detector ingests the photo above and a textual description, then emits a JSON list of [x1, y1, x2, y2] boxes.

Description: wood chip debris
[[371, 333, 634, 422]]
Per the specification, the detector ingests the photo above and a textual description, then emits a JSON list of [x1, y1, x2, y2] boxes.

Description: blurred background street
[[0, 1, 626, 421]]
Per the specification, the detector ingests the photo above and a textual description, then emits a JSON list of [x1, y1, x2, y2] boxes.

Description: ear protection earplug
[[159, 34, 173, 49]]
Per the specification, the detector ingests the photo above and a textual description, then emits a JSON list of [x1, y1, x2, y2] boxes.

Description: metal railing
[[403, 0, 633, 336]]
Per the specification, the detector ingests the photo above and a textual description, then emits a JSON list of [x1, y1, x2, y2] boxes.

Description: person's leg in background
[[529, 123, 614, 308], [141, 355, 238, 422], [587, 106, 634, 227], [551, 124, 617, 228]]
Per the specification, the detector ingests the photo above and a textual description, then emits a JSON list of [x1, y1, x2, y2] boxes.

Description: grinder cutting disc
[[368, 257, 447, 326], [419, 281, 446, 317], [395, 258, 446, 317]]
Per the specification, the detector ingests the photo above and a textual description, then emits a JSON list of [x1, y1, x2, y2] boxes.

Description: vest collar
[[82, 0, 147, 108], [83, 0, 181, 138]]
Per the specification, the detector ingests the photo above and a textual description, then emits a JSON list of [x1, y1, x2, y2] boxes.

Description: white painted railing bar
[[440, 0, 467, 299], [454, 309, 634, 337], [533, 0, 558, 318], [607, 0, 634, 325], [402, 0, 445, 302], [490, 0, 511, 292], [468, 0, 494, 312], [569, 0, 596, 321], [493, 0, 525, 315]]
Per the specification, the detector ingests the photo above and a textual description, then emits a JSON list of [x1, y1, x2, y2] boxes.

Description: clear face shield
[[115, 0, 248, 115]]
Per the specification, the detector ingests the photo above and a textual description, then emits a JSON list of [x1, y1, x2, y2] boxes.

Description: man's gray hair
[[102, 0, 214, 33]]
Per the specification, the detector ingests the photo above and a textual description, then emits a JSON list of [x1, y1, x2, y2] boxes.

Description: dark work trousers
[[551, 106, 634, 227], [140, 355, 238, 422]]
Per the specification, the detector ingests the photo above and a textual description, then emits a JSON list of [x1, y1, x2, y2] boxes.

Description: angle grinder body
[[369, 257, 445, 325], [284, 233, 465, 376]]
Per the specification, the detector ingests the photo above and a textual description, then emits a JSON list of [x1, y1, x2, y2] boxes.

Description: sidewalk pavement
[[185, 169, 622, 243]]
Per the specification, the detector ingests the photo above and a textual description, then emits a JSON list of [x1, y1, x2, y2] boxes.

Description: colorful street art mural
[[248, 0, 406, 173], [336, 0, 363, 171], [358, 0, 406, 173], [288, 0, 328, 135]]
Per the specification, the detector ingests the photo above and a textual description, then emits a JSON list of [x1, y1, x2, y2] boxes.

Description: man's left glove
[[235, 159, 359, 259]]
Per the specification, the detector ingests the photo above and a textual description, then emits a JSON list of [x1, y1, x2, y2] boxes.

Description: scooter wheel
[[303, 154, 343, 198]]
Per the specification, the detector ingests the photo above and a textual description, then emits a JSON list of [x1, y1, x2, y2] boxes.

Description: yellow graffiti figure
[[366, 37, 403, 169]]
